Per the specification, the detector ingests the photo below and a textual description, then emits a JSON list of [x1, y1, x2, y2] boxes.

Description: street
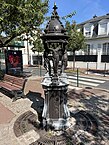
[[24, 66, 109, 90]]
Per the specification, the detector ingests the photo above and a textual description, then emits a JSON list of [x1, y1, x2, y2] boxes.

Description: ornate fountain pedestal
[[41, 73, 70, 130], [41, 3, 71, 131]]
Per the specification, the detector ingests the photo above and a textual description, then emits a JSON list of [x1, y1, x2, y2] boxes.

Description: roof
[[78, 13, 109, 26]]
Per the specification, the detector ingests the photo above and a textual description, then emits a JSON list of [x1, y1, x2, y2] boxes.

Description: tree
[[0, 0, 49, 47], [65, 21, 86, 70], [31, 30, 44, 65]]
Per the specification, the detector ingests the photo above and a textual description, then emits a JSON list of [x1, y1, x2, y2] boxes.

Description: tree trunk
[[38, 51, 40, 65], [73, 51, 75, 70]]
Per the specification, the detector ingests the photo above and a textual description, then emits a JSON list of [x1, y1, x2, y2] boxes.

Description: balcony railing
[[85, 32, 91, 37]]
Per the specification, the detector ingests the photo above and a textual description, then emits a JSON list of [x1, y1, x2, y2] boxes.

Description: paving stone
[[0, 102, 15, 124], [0, 76, 109, 145], [18, 130, 40, 145]]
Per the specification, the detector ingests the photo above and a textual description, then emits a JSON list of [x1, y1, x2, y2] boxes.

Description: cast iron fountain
[[13, 4, 99, 145], [41, 3, 70, 130]]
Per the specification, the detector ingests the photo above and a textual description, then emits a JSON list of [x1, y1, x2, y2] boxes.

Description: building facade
[[67, 13, 109, 70], [1, 14, 109, 70]]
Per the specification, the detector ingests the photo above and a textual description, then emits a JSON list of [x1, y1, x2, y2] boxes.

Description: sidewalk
[[0, 76, 44, 145], [0, 75, 109, 145]]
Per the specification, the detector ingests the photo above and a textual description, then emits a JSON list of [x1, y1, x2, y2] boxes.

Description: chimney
[[93, 15, 97, 18]]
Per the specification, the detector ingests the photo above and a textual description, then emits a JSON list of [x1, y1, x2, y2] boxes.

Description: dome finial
[[52, 2, 59, 19], [53, 2, 57, 10]]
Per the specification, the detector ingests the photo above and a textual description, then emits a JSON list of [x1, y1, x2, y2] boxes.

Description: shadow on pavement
[[68, 88, 109, 143], [0, 88, 14, 99], [26, 91, 44, 123]]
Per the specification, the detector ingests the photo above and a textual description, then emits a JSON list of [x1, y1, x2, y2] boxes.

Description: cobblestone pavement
[[0, 75, 109, 145]]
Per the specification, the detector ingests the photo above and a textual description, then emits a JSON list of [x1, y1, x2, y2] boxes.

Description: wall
[[67, 61, 109, 70]]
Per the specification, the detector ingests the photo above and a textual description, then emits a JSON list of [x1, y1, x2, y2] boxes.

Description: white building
[[19, 33, 43, 66], [68, 13, 109, 70]]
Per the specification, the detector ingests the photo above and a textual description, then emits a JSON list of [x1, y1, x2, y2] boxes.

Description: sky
[[47, 0, 109, 24]]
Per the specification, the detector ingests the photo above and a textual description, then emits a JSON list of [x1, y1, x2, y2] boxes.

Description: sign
[[5, 50, 23, 76]]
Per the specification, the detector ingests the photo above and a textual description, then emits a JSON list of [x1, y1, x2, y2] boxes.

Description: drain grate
[[14, 110, 99, 145], [30, 136, 67, 145], [13, 111, 38, 137], [36, 139, 55, 145], [73, 110, 98, 135]]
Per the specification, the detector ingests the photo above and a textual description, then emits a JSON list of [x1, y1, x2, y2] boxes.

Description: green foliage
[[62, 11, 76, 21], [65, 21, 86, 52], [0, 0, 49, 46], [65, 21, 86, 69], [31, 30, 44, 53]]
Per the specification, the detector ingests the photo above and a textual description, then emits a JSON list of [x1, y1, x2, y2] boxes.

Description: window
[[98, 44, 101, 48], [87, 44, 90, 55], [84, 23, 93, 37], [102, 43, 109, 55], [99, 23, 107, 35], [90, 44, 94, 55], [102, 43, 106, 55], [85, 27, 91, 37], [107, 43, 109, 55]]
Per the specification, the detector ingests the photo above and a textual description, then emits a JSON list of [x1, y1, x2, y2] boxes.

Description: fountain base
[[41, 73, 70, 130]]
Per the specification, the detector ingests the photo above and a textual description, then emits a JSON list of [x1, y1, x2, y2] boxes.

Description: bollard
[[0, 61, 1, 70], [87, 62, 89, 75], [104, 62, 106, 77], [39, 65, 42, 77], [77, 68, 79, 87]]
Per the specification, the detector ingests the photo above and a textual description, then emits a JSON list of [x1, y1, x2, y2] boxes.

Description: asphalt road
[[98, 80, 109, 90]]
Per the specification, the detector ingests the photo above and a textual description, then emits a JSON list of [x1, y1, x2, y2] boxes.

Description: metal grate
[[36, 139, 55, 145], [74, 110, 98, 135], [30, 137, 67, 145]]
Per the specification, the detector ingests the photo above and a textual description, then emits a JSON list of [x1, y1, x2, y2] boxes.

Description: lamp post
[[41, 3, 70, 130]]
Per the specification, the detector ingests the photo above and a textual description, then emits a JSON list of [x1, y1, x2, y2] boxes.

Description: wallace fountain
[[41, 3, 70, 131], [13, 4, 99, 145]]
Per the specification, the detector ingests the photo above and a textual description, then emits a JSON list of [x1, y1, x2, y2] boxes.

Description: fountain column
[[41, 3, 70, 130]]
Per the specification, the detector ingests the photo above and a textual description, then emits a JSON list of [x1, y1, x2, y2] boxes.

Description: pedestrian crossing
[[68, 75, 106, 89]]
